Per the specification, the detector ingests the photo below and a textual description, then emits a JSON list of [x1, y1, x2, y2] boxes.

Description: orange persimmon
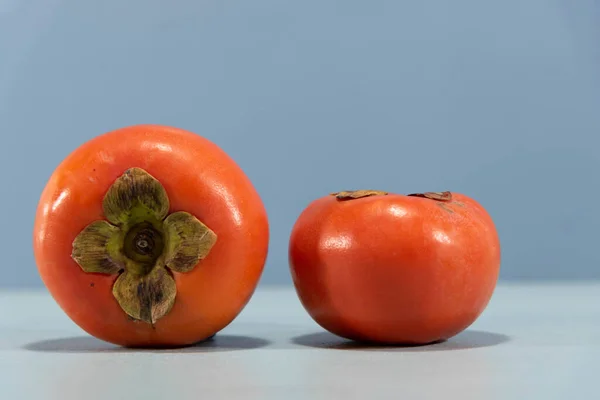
[[289, 190, 500, 345], [33, 125, 269, 347]]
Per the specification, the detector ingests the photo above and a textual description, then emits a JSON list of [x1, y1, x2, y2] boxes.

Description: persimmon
[[289, 190, 501, 345], [33, 125, 269, 347]]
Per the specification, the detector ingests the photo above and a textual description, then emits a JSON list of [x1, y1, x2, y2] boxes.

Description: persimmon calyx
[[331, 190, 388, 200], [71, 168, 217, 325], [330, 190, 454, 203]]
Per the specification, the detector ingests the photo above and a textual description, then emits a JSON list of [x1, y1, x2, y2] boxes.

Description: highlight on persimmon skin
[[33, 124, 269, 348], [288, 190, 501, 345]]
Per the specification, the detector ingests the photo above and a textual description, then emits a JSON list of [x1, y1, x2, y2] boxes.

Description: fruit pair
[[33, 125, 501, 348]]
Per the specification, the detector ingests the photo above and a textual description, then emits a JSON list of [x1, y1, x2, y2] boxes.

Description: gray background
[[1, 1, 598, 287]]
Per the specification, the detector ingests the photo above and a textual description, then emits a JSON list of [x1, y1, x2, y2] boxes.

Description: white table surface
[[1, 283, 598, 400]]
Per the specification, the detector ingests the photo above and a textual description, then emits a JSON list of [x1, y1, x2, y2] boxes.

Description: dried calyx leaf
[[112, 265, 176, 325], [71, 221, 122, 274], [164, 211, 217, 273], [407, 191, 452, 201], [331, 190, 389, 200], [103, 167, 170, 226]]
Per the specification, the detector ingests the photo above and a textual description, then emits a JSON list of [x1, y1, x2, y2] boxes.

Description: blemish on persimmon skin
[[437, 203, 455, 214]]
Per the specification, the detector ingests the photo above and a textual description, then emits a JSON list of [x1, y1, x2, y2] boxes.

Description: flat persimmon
[[33, 125, 269, 347], [289, 190, 500, 344]]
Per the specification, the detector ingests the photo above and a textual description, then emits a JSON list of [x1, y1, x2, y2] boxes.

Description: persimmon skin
[[288, 192, 500, 345], [33, 125, 269, 347]]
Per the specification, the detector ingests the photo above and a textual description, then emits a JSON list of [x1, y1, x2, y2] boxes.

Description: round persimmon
[[289, 190, 501, 345], [33, 124, 269, 347]]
